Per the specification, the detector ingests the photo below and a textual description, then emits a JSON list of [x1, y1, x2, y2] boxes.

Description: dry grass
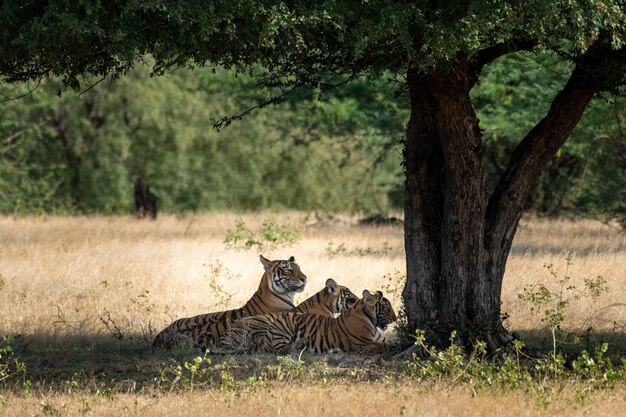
[[3, 383, 626, 417], [505, 218, 626, 338], [0, 212, 407, 338], [1, 213, 625, 415]]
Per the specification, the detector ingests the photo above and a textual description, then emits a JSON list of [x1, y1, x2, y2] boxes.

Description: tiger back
[[152, 255, 307, 349], [224, 289, 396, 354]]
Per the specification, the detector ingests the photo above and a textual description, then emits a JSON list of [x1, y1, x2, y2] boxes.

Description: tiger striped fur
[[219, 278, 357, 350], [222, 289, 397, 354], [293, 278, 358, 316], [152, 255, 307, 349], [203, 278, 356, 351]]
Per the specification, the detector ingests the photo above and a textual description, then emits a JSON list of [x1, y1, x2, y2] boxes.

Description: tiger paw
[[325, 349, 347, 365], [291, 337, 308, 352]]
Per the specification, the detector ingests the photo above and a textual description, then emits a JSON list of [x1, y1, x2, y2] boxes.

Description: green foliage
[[408, 330, 476, 379], [274, 355, 307, 379], [0, 40, 623, 220], [0, 0, 625, 223], [224, 217, 301, 251], [407, 328, 626, 399], [402, 259, 620, 395], [157, 355, 214, 392], [219, 368, 240, 396], [0, 0, 625, 228], [153, 354, 314, 395], [0, 67, 404, 214], [325, 241, 393, 257], [1, 55, 623, 219], [1, 2, 625, 87], [571, 343, 625, 383], [379, 270, 406, 297], [569, 97, 626, 223], [0, 336, 26, 385]]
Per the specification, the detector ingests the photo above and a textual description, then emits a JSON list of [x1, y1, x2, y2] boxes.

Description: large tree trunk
[[403, 60, 495, 346], [402, 55, 596, 349]]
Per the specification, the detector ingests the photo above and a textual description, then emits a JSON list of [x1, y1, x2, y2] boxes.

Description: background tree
[[1, 1, 625, 348], [2, 57, 623, 219], [1, 66, 405, 213]]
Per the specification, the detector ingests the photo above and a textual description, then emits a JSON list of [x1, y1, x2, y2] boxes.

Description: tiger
[[152, 255, 307, 349], [219, 278, 358, 350], [207, 278, 357, 351], [222, 289, 397, 355], [293, 278, 358, 316]]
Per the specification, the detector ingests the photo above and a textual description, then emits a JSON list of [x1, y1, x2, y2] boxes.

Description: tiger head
[[362, 289, 397, 331], [260, 255, 307, 294], [324, 278, 358, 313]]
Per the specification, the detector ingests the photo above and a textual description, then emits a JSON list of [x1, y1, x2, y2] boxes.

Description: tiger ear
[[260, 255, 272, 272], [288, 256, 295, 262], [362, 290, 375, 305], [325, 278, 338, 294], [375, 290, 383, 299]]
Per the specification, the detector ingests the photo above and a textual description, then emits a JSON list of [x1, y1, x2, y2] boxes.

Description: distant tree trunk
[[402, 55, 596, 349], [134, 177, 145, 217], [53, 115, 82, 209], [134, 177, 158, 219]]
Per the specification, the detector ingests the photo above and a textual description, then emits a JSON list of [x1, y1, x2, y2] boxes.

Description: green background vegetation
[[1, 55, 624, 220]]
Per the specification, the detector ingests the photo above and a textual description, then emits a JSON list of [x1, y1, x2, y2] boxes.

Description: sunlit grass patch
[[0, 213, 625, 415]]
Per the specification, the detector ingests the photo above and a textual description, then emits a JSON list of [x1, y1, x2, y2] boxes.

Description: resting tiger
[[206, 278, 357, 351], [152, 255, 307, 349], [293, 278, 358, 316], [222, 289, 397, 354]]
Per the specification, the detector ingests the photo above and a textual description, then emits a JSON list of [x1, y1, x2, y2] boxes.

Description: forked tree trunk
[[402, 55, 596, 349]]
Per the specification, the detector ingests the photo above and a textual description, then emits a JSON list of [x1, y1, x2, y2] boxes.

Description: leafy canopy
[[1, 1, 625, 92]]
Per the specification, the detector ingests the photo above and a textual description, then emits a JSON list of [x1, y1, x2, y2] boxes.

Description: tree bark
[[402, 55, 596, 349], [402, 68, 442, 328], [403, 60, 492, 343]]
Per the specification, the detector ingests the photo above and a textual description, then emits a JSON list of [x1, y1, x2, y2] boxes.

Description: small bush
[[0, 336, 27, 385], [204, 260, 237, 309], [325, 241, 392, 257], [224, 217, 301, 251], [518, 258, 609, 362], [156, 355, 214, 392]]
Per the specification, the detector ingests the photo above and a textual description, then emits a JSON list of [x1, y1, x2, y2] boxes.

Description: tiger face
[[260, 255, 307, 294], [363, 290, 397, 331], [325, 278, 358, 311]]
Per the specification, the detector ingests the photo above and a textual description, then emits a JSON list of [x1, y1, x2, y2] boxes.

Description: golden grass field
[[1, 213, 625, 416]]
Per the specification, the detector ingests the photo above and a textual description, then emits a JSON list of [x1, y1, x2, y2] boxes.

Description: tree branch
[[78, 76, 107, 97], [0, 78, 43, 103], [484, 63, 595, 267], [211, 75, 355, 131], [210, 85, 300, 131], [469, 40, 536, 86]]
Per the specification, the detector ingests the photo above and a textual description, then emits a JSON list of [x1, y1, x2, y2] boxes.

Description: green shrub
[[518, 258, 609, 362], [224, 217, 301, 251], [0, 336, 27, 385]]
